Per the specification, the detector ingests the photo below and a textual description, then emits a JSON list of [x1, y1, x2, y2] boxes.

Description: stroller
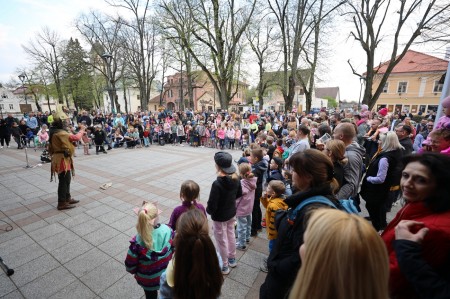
[[40, 149, 51, 163], [158, 131, 165, 146]]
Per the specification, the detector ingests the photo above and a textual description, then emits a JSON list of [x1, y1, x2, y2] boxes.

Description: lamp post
[[101, 53, 116, 113], [18, 73, 27, 106]]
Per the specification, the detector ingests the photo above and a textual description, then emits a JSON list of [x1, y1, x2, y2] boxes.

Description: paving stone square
[[0, 144, 387, 298]]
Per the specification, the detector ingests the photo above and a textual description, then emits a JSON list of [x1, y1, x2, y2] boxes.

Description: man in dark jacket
[[395, 124, 413, 155]]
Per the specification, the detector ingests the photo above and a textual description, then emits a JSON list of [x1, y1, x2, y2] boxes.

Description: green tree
[[324, 96, 337, 108], [61, 38, 95, 110]]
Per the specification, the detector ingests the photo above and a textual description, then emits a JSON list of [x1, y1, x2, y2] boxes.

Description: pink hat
[[442, 96, 450, 108], [378, 108, 388, 117]]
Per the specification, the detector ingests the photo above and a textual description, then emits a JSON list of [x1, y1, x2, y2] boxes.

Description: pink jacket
[[235, 177, 257, 216], [217, 129, 225, 139]]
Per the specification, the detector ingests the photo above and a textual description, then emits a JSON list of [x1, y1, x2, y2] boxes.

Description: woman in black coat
[[360, 131, 403, 231], [0, 118, 11, 148], [260, 149, 340, 299]]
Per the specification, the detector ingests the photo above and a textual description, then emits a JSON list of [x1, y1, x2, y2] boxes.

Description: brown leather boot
[[67, 198, 80, 204], [57, 202, 76, 210]]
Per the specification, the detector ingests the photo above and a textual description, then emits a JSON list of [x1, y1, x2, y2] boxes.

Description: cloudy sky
[[0, 0, 447, 102]]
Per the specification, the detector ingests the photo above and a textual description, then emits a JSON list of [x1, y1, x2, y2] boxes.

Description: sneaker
[[260, 263, 268, 273], [236, 245, 247, 251], [260, 258, 269, 273], [221, 266, 230, 275], [246, 239, 250, 244], [228, 258, 237, 268], [0, 146, 3, 149]]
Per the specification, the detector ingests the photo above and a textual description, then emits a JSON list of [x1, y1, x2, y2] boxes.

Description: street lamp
[[101, 53, 116, 113], [18, 73, 27, 105]]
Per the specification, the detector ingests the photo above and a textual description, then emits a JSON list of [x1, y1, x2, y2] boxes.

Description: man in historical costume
[[48, 105, 85, 210]]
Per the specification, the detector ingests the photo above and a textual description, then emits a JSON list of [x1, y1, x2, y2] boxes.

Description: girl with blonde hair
[[290, 209, 389, 299], [125, 202, 174, 299]]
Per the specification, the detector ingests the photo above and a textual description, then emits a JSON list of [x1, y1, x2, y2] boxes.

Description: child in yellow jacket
[[260, 180, 288, 252]]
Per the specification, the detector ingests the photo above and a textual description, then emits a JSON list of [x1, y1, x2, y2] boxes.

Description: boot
[[57, 202, 76, 210], [67, 198, 80, 204]]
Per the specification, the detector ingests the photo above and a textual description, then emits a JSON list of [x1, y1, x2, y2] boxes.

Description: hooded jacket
[[336, 141, 365, 200], [207, 175, 242, 222], [235, 177, 257, 216]]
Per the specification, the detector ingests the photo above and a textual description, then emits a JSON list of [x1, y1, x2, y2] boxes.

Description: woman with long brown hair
[[159, 209, 223, 299], [260, 149, 340, 299]]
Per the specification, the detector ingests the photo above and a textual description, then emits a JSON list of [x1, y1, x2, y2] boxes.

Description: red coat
[[381, 201, 450, 299]]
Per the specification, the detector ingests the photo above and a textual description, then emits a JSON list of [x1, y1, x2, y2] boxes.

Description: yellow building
[[373, 50, 447, 115]]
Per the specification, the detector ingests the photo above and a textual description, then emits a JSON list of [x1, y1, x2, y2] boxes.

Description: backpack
[[286, 195, 358, 225]]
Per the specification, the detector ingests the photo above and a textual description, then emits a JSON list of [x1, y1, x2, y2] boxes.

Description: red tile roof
[[374, 50, 448, 74]]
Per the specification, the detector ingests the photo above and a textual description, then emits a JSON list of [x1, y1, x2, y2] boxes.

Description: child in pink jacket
[[235, 163, 257, 251]]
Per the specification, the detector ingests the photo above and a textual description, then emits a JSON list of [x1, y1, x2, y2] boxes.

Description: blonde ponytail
[[136, 203, 158, 250]]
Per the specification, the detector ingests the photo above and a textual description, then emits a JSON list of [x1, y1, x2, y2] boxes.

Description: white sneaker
[[0, 146, 3, 149], [7, 145, 10, 148]]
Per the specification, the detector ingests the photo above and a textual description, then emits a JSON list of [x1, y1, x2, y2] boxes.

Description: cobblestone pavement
[[0, 144, 400, 298]]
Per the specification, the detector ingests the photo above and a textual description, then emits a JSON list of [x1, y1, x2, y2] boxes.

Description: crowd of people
[[1, 96, 450, 299], [124, 96, 450, 299]]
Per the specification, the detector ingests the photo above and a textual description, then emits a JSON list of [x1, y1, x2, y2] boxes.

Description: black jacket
[[207, 175, 242, 222], [360, 149, 402, 203], [394, 239, 450, 299], [260, 185, 337, 299]]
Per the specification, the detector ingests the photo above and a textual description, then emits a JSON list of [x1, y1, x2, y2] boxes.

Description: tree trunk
[[124, 85, 129, 114]]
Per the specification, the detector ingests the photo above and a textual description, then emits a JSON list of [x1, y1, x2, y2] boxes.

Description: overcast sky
[[1, 0, 448, 103]]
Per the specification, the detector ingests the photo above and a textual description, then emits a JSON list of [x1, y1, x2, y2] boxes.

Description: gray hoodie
[[336, 141, 365, 199]]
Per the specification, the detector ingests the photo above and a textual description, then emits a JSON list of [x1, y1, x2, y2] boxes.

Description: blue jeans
[[268, 239, 277, 252], [236, 215, 252, 247], [143, 137, 150, 146]]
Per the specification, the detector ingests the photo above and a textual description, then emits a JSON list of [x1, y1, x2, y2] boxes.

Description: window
[[137, 95, 140, 100], [397, 82, 407, 93], [0, 104, 4, 110], [382, 82, 389, 93], [433, 80, 443, 93], [9, 104, 13, 110], [1, 93, 7, 98], [169, 90, 173, 97]]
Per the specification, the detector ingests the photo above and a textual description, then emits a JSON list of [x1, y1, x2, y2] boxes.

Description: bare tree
[[22, 27, 64, 104], [347, 0, 450, 109], [159, 0, 257, 110], [268, 0, 309, 111], [245, 11, 279, 110], [297, 0, 345, 113], [107, 0, 159, 111], [75, 10, 124, 112]]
